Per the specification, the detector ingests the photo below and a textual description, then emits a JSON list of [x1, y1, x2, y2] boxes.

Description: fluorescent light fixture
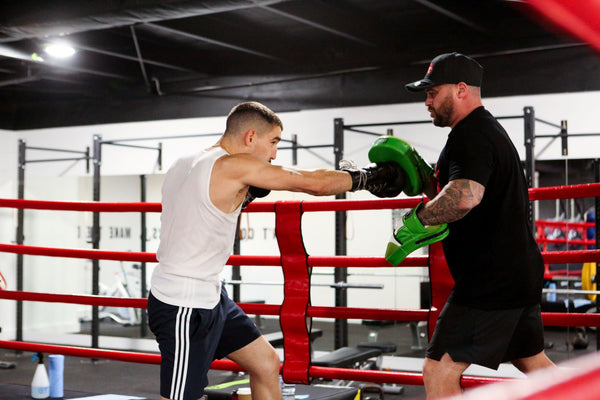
[[44, 42, 76, 58]]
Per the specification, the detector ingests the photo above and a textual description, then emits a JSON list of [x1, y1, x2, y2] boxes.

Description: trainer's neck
[[450, 99, 483, 129]]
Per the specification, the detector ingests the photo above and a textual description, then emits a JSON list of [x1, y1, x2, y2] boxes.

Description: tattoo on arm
[[417, 179, 484, 225]]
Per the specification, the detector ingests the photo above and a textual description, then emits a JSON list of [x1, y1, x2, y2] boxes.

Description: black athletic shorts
[[426, 302, 545, 370], [148, 286, 262, 400]]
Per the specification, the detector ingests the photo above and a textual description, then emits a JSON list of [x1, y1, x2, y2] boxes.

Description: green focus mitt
[[368, 136, 433, 197], [385, 203, 449, 266]]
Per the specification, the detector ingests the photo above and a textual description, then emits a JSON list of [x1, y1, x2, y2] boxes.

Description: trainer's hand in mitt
[[368, 136, 433, 197], [385, 203, 448, 266]]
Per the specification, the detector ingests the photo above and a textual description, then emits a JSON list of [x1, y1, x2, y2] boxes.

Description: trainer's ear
[[455, 82, 469, 99], [244, 129, 256, 146]]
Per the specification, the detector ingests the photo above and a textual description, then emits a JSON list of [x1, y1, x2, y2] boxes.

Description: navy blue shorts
[[148, 286, 261, 400], [426, 302, 545, 370]]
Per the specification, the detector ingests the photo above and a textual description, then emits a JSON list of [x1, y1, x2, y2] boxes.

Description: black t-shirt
[[436, 106, 544, 310]]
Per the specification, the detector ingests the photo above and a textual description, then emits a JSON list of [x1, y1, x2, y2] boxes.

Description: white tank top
[[151, 147, 241, 308]]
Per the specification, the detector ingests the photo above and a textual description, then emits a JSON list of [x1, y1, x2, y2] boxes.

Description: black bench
[[357, 342, 397, 354], [264, 328, 324, 347], [311, 342, 397, 368], [311, 346, 382, 368], [311, 343, 400, 397]]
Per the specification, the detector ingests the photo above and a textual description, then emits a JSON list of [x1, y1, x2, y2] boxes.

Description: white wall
[[1, 91, 599, 341]]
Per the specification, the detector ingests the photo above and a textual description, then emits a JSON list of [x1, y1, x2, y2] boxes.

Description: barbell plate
[[581, 262, 597, 301]]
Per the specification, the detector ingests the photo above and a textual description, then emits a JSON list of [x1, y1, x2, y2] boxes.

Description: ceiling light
[[30, 53, 44, 62], [44, 42, 76, 58]]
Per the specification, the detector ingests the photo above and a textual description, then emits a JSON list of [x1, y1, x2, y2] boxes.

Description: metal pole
[[292, 134, 298, 166], [140, 175, 148, 337], [333, 118, 348, 349], [16, 140, 26, 343], [91, 135, 102, 349], [523, 106, 535, 232], [560, 120, 568, 156]]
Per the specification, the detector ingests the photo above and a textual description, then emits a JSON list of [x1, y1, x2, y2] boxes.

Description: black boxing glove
[[340, 160, 406, 198], [242, 185, 271, 209]]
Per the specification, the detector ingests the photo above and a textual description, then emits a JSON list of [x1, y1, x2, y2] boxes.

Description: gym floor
[[0, 316, 597, 400]]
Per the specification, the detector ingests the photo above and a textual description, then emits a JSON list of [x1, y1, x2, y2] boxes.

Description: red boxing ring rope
[[0, 340, 243, 372], [1, 182, 600, 396]]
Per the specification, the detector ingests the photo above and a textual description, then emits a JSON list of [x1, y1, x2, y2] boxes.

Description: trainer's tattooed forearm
[[417, 179, 484, 226]]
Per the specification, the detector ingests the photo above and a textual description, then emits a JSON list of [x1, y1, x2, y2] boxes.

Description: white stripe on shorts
[[170, 307, 191, 400]]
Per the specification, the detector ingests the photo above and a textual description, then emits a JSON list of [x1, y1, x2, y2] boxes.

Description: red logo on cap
[[426, 62, 433, 74]]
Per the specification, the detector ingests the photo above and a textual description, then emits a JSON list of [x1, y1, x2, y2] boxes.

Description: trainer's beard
[[431, 95, 454, 127]]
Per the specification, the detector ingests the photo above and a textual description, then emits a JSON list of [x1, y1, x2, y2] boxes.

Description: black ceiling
[[0, 0, 598, 130]]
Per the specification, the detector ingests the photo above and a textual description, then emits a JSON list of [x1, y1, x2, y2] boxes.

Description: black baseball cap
[[405, 52, 483, 92]]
